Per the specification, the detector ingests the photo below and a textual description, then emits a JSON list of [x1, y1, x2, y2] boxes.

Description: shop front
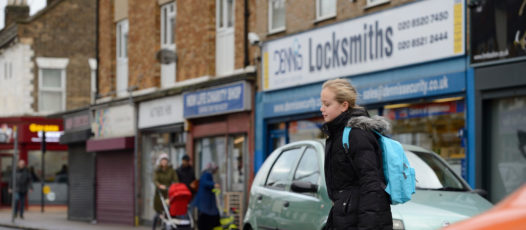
[[470, 0, 526, 202], [255, 0, 473, 182], [0, 117, 67, 207], [137, 94, 186, 224], [184, 81, 253, 226], [87, 103, 135, 225], [59, 109, 94, 221]]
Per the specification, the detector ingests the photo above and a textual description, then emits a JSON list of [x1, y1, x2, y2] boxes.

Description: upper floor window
[[39, 69, 65, 112], [269, 0, 285, 33], [36, 57, 68, 113], [217, 0, 234, 30], [161, 2, 175, 46], [366, 0, 390, 8], [116, 19, 129, 97], [316, 0, 336, 21], [117, 20, 128, 59]]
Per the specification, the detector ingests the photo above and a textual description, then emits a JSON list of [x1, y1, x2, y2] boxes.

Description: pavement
[[0, 206, 150, 230]]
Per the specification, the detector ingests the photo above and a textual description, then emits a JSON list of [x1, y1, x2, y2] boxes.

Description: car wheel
[[243, 224, 253, 230]]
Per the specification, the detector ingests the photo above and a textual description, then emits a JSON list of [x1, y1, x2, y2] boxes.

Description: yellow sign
[[29, 123, 59, 133], [43, 185, 51, 195]]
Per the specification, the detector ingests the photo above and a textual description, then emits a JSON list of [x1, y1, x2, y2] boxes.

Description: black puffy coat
[[322, 108, 392, 230]]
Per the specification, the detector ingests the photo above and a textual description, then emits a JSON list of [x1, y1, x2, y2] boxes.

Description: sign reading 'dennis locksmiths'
[[262, 0, 465, 91], [183, 81, 251, 119]]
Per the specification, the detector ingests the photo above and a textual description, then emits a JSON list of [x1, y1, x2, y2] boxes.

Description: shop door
[[487, 96, 526, 202], [0, 155, 13, 206], [96, 151, 134, 225], [68, 144, 95, 221]]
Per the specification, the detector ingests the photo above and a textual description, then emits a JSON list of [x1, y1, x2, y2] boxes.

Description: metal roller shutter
[[68, 144, 95, 221], [96, 151, 134, 225]]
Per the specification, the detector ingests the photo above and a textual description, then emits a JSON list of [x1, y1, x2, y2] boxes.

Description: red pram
[[159, 183, 194, 229], [168, 183, 192, 216]]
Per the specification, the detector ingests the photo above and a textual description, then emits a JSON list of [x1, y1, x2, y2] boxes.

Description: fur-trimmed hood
[[347, 114, 392, 135]]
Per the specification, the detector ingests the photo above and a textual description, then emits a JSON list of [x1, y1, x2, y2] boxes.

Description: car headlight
[[393, 219, 405, 230]]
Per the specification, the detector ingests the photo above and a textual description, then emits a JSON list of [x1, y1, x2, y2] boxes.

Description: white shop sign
[[138, 95, 184, 129], [262, 0, 465, 91], [92, 104, 136, 139]]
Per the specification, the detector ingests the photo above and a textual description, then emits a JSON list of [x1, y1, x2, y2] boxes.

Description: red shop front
[[0, 116, 67, 207]]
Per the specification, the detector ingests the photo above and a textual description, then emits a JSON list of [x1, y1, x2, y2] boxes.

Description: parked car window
[[265, 148, 302, 190], [293, 147, 320, 186], [406, 150, 467, 191]]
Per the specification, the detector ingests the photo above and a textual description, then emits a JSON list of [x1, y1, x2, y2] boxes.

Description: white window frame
[[116, 19, 129, 97], [366, 0, 390, 8], [89, 58, 97, 104], [315, 0, 336, 22], [268, 0, 286, 34], [36, 57, 69, 113], [161, 2, 175, 47], [161, 2, 177, 87], [217, 0, 234, 31]]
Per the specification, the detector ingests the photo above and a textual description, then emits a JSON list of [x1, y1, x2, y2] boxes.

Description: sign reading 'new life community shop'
[[183, 81, 252, 119], [262, 0, 465, 91]]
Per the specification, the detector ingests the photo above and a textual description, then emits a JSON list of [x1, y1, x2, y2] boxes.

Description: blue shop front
[[255, 0, 477, 185]]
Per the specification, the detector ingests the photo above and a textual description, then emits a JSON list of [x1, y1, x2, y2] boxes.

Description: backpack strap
[[342, 127, 352, 153]]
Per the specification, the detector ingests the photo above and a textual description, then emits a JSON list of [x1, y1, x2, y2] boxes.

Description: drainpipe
[[244, 0, 250, 67]]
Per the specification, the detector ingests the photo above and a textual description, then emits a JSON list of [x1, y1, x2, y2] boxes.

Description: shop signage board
[[64, 111, 91, 132], [470, 0, 526, 64], [139, 95, 184, 129], [386, 100, 465, 120], [263, 72, 465, 118], [183, 81, 251, 119], [261, 0, 465, 91], [92, 104, 135, 139]]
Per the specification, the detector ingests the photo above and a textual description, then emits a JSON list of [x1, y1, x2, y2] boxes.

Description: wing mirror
[[291, 181, 318, 193]]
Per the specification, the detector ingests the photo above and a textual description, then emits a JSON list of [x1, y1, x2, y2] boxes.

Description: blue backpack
[[343, 127, 416, 205]]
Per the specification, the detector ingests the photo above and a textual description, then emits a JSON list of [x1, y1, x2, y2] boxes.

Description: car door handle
[[257, 195, 263, 202], [283, 201, 289, 208]]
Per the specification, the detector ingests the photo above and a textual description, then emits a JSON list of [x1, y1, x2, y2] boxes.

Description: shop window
[[269, 0, 286, 33], [141, 130, 186, 221], [488, 96, 526, 202], [384, 99, 466, 175], [316, 0, 336, 21], [228, 135, 246, 192]]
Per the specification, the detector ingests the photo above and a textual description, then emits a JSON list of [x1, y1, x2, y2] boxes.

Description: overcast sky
[[0, 0, 46, 29]]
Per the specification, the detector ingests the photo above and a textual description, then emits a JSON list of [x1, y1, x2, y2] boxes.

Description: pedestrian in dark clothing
[[175, 154, 196, 193], [190, 162, 220, 230], [320, 79, 392, 230], [152, 153, 179, 230], [9, 159, 33, 220], [29, 166, 39, 182]]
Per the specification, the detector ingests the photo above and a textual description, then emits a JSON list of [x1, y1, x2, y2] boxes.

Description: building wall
[[0, 42, 34, 116], [17, 0, 96, 112], [254, 0, 417, 44], [128, 0, 160, 90], [176, 0, 215, 80], [98, 0, 115, 97]]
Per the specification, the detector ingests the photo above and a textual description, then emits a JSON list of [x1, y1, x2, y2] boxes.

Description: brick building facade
[[95, 0, 257, 226], [0, 0, 96, 115]]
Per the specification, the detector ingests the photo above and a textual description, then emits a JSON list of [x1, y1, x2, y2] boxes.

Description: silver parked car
[[243, 140, 492, 230]]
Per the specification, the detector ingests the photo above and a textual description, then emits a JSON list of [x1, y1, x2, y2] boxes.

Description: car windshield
[[406, 150, 468, 191]]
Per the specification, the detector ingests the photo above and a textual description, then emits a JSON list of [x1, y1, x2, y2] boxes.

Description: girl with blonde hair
[[320, 78, 392, 230]]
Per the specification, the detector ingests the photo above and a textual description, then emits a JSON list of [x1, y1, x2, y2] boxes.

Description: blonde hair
[[322, 78, 360, 110]]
